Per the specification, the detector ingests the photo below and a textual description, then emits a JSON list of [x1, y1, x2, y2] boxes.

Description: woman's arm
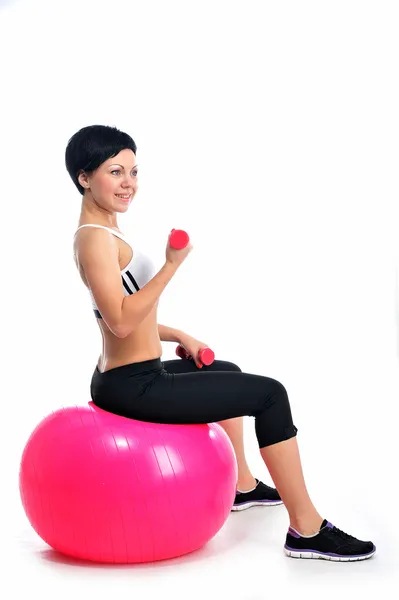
[[158, 323, 186, 343]]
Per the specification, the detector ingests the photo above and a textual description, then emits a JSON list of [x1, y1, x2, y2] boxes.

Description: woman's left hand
[[178, 334, 210, 368]]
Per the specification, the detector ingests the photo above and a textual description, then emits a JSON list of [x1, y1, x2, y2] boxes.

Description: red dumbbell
[[176, 344, 215, 366], [169, 229, 190, 249]]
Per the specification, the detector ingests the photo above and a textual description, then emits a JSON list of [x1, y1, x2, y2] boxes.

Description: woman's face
[[81, 148, 139, 211]]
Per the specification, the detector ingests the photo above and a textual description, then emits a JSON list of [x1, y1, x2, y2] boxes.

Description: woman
[[66, 124, 376, 562]]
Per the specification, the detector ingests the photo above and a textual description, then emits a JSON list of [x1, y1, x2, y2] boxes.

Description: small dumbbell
[[176, 344, 215, 366]]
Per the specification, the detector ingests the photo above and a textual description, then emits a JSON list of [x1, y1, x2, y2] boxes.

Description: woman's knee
[[274, 378, 289, 397], [255, 379, 297, 447], [268, 379, 290, 406], [255, 378, 292, 417]]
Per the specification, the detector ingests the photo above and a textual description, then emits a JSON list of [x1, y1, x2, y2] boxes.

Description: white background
[[1, 0, 398, 597]]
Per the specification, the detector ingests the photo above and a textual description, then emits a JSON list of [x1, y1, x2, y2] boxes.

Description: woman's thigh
[[122, 361, 286, 426], [161, 358, 241, 374]]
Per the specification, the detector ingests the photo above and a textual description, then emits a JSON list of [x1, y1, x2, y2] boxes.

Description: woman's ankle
[[289, 513, 324, 536]]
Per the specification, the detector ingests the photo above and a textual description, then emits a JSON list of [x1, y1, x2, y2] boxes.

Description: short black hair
[[65, 124, 137, 195]]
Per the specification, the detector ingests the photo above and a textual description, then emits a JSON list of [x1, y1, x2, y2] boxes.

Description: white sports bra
[[74, 224, 156, 319]]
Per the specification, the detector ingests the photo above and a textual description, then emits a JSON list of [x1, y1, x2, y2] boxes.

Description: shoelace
[[330, 526, 355, 541]]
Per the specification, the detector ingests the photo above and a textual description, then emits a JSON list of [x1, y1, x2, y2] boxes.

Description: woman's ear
[[78, 170, 89, 189]]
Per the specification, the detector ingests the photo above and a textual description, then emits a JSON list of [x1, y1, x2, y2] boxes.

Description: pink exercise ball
[[19, 402, 238, 564]]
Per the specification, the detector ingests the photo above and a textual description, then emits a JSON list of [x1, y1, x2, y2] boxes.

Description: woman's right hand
[[165, 232, 193, 268]]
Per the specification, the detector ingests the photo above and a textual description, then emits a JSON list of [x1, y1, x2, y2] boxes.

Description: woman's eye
[[111, 170, 138, 176]]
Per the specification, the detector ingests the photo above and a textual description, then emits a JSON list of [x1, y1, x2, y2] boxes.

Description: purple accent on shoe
[[325, 521, 334, 529], [288, 527, 301, 539], [284, 544, 376, 559], [234, 499, 281, 506]]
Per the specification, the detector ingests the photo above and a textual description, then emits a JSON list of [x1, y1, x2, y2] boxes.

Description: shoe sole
[[284, 545, 376, 562], [231, 499, 283, 511]]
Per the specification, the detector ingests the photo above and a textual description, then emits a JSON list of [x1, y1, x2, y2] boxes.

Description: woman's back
[[73, 224, 162, 373]]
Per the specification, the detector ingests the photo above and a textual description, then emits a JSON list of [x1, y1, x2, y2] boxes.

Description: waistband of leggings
[[95, 357, 163, 376]]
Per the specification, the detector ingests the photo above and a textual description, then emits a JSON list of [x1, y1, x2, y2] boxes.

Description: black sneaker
[[231, 478, 283, 511], [284, 519, 376, 561]]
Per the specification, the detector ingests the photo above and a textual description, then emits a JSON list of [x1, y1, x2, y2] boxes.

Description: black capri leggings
[[90, 357, 298, 449]]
